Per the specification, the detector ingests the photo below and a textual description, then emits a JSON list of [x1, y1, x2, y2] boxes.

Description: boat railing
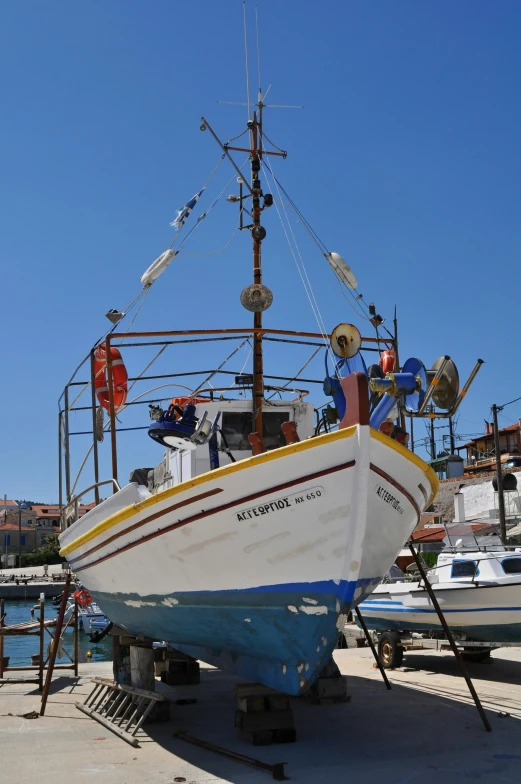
[[61, 479, 122, 529]]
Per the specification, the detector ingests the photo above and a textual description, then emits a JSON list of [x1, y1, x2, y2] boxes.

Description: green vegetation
[[23, 534, 64, 566], [421, 551, 439, 568]]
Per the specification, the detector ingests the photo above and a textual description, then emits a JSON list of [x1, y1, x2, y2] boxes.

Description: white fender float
[[141, 249, 177, 287], [326, 252, 358, 290]]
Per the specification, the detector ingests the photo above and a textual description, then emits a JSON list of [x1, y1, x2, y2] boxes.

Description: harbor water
[[1, 599, 112, 667]]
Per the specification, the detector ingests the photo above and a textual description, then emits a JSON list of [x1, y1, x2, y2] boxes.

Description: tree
[[24, 534, 64, 566]]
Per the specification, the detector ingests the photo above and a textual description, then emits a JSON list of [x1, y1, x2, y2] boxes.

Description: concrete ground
[[1, 645, 521, 784], [0, 564, 66, 578]]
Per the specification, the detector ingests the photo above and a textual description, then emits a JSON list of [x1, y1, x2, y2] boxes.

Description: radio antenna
[[255, 5, 262, 97], [243, 1, 251, 121]]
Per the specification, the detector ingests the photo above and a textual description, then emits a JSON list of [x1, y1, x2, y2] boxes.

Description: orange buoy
[[73, 588, 93, 607], [379, 349, 396, 375], [93, 343, 128, 412]]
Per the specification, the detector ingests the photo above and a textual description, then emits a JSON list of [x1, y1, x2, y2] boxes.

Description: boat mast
[[250, 107, 264, 436]]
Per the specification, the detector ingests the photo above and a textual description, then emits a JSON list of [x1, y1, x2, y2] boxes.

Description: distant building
[[0, 499, 95, 557], [457, 420, 521, 475], [31, 503, 94, 530]]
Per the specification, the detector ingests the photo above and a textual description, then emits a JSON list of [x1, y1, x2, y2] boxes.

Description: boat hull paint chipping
[[60, 425, 436, 694]]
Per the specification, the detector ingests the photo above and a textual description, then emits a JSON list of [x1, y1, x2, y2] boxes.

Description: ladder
[[76, 677, 166, 747]]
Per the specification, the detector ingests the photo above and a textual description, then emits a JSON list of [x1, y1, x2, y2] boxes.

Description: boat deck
[[1, 642, 521, 782]]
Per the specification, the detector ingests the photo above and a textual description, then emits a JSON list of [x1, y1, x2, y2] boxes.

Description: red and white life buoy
[[93, 343, 128, 412]]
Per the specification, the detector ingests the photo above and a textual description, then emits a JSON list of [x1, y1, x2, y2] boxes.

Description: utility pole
[[492, 403, 507, 545], [449, 416, 455, 454], [429, 405, 436, 461]]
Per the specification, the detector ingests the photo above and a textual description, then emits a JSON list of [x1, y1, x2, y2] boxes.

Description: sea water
[[1, 598, 112, 667]]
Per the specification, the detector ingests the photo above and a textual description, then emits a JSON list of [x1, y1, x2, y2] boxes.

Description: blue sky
[[1, 1, 520, 501]]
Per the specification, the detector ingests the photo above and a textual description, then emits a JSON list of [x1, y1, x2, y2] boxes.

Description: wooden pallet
[[76, 677, 166, 747], [235, 683, 296, 745]]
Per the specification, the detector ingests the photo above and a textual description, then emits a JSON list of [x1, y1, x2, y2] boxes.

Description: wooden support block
[[237, 695, 267, 713], [273, 728, 297, 744], [240, 730, 274, 746], [154, 660, 167, 677], [307, 675, 349, 704], [130, 646, 155, 692], [161, 660, 200, 686], [235, 709, 294, 732], [266, 694, 290, 712]]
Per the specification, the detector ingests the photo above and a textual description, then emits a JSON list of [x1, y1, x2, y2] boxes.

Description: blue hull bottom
[[95, 577, 380, 694], [357, 615, 521, 643]]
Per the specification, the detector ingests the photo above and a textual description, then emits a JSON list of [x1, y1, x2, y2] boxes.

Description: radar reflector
[[429, 357, 460, 411], [326, 252, 358, 290], [402, 357, 427, 413], [330, 323, 362, 359]]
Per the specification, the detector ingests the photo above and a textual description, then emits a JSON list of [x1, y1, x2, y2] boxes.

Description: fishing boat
[[57, 59, 482, 694], [63, 596, 108, 632], [359, 548, 521, 644]]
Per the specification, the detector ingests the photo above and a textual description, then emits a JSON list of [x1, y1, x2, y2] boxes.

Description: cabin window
[[221, 411, 290, 451], [501, 558, 521, 575], [451, 560, 477, 578]]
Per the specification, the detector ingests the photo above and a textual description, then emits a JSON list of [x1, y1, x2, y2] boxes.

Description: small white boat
[[359, 549, 521, 642], [64, 598, 108, 631]]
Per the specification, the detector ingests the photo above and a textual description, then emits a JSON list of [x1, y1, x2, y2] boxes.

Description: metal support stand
[[354, 607, 392, 690], [408, 542, 492, 732], [40, 574, 72, 715]]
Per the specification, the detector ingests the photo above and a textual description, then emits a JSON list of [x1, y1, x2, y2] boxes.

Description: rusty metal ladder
[[76, 677, 165, 747]]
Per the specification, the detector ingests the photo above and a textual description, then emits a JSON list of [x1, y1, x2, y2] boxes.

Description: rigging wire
[[172, 160, 248, 256], [262, 161, 382, 330], [267, 346, 321, 400], [261, 161, 332, 362], [177, 222, 239, 258]]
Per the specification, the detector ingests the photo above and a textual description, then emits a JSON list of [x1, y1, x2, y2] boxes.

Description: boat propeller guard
[[148, 402, 220, 451]]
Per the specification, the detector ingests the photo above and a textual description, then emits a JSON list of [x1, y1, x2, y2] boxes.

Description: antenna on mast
[[255, 5, 262, 98], [243, 1, 251, 121]]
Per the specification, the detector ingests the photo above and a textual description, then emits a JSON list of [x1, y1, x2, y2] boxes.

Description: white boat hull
[[360, 582, 521, 642], [60, 424, 436, 693]]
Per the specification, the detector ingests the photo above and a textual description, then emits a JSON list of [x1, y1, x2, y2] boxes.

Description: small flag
[[170, 188, 205, 230]]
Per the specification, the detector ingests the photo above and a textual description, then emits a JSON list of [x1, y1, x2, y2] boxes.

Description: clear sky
[[1, 1, 520, 501]]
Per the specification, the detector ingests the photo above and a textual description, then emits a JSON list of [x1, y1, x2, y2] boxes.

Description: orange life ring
[[94, 343, 128, 412], [73, 589, 93, 607], [379, 349, 396, 375]]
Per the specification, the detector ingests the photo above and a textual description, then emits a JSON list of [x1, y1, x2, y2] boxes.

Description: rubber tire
[[378, 631, 404, 669], [462, 648, 492, 663]]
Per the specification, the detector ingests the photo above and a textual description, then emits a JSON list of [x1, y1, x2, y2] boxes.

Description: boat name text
[[374, 484, 404, 514], [236, 487, 324, 522]]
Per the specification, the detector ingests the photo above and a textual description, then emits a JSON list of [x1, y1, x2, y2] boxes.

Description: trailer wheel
[[462, 648, 492, 663], [378, 632, 403, 669]]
